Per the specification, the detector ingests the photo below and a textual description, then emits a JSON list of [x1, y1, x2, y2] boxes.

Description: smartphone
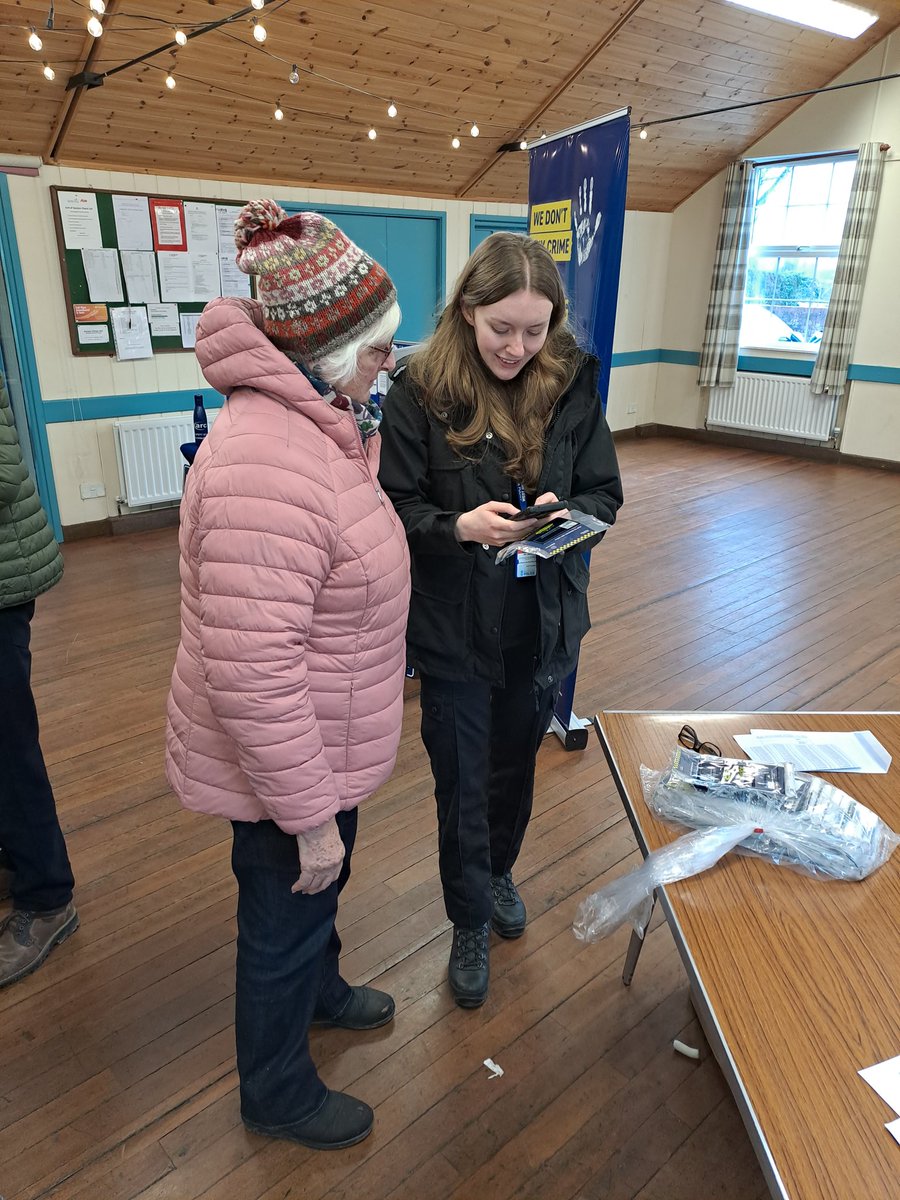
[[508, 500, 568, 522]]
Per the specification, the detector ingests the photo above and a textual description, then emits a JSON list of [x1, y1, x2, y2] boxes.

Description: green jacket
[[0, 378, 63, 609]]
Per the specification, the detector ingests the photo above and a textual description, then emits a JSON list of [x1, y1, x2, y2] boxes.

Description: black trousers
[[419, 654, 556, 929], [231, 809, 356, 1128], [0, 600, 74, 912]]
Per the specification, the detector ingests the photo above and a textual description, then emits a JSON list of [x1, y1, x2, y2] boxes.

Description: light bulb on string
[[274, 101, 284, 120], [368, 127, 377, 140], [519, 139, 528, 150], [251, 0, 265, 8], [252, 17, 267, 43], [165, 72, 176, 89], [89, 0, 106, 13], [387, 100, 397, 118], [289, 63, 300, 84], [639, 126, 648, 139], [28, 26, 43, 51], [470, 122, 479, 137], [42, 62, 55, 81], [451, 135, 460, 149], [174, 29, 187, 46], [540, 131, 546, 139], [87, 15, 103, 37]]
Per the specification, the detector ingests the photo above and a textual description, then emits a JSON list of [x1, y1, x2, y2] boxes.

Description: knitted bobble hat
[[233, 199, 397, 363]]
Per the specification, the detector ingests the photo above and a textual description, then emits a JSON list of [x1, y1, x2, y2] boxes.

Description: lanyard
[[516, 482, 527, 511]]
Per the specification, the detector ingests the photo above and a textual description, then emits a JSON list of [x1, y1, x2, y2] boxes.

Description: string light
[[87, 15, 103, 37], [174, 29, 188, 46], [289, 63, 300, 84], [89, 0, 106, 12], [368, 127, 377, 139], [274, 100, 284, 120], [639, 126, 648, 139], [42, 62, 55, 81], [387, 100, 397, 118], [519, 138, 528, 150], [165, 71, 176, 89], [252, 17, 267, 43], [470, 122, 479, 137], [28, 26, 43, 51], [251, 0, 265, 7], [451, 135, 460, 149]]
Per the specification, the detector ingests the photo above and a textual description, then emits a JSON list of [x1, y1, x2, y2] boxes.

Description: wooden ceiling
[[3, 0, 899, 211]]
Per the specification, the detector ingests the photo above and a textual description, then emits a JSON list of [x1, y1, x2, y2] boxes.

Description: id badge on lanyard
[[515, 482, 536, 579]]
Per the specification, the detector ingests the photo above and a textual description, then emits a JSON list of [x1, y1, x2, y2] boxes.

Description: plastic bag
[[642, 746, 899, 881], [573, 822, 759, 943]]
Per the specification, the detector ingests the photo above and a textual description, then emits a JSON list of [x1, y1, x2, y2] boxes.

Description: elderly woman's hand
[[292, 818, 345, 894]]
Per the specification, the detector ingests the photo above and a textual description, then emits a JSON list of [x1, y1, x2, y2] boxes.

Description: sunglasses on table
[[678, 724, 721, 758]]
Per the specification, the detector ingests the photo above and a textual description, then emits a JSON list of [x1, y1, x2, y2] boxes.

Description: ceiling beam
[[45, 0, 122, 164], [456, 0, 648, 200]]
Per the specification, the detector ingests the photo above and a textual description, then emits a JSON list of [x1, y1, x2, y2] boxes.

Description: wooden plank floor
[[2, 437, 898, 1200]]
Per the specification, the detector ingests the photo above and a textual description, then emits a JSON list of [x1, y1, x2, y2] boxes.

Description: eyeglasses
[[678, 724, 721, 757], [367, 341, 395, 366]]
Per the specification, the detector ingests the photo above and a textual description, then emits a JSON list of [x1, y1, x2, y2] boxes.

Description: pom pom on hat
[[232, 198, 397, 364], [234, 198, 287, 254]]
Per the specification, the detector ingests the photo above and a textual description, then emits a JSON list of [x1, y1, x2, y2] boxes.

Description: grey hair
[[311, 301, 401, 389]]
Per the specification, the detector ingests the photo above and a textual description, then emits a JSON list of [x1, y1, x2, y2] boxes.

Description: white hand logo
[[575, 177, 602, 266]]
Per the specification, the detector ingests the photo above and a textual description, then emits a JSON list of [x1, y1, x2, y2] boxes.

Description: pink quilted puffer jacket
[[165, 297, 411, 834]]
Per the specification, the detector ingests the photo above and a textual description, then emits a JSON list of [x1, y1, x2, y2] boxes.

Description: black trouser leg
[[0, 601, 74, 912], [231, 809, 357, 1129], [419, 667, 555, 929]]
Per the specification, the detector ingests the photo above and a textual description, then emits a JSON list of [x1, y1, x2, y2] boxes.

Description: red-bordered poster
[[149, 198, 187, 251]]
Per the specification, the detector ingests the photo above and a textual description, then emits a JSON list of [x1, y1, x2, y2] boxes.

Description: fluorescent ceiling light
[[726, 0, 877, 38]]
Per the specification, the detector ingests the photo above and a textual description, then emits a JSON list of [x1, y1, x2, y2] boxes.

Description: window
[[741, 156, 855, 351]]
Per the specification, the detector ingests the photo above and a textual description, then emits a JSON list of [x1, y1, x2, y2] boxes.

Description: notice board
[[50, 186, 254, 358]]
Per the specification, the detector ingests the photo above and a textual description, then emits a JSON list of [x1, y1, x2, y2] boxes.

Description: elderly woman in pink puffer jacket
[[165, 201, 410, 1151]]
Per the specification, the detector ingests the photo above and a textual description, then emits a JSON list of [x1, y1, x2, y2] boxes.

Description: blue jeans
[[230, 809, 357, 1129], [0, 601, 74, 912]]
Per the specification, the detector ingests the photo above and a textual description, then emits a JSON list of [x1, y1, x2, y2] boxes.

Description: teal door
[[282, 204, 445, 345], [469, 214, 528, 252]]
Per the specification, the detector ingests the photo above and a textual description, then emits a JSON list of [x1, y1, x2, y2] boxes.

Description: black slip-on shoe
[[311, 985, 395, 1030], [243, 1089, 374, 1150]]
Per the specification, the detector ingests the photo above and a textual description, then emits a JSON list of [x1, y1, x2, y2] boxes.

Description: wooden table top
[[596, 711, 900, 1200]]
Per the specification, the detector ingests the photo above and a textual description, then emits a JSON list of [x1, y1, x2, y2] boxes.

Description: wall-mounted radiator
[[707, 373, 838, 441], [114, 413, 215, 508]]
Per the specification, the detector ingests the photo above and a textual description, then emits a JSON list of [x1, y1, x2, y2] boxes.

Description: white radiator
[[114, 412, 215, 507], [707, 373, 838, 441]]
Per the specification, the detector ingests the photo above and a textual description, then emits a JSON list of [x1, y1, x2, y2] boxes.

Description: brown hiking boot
[[0, 902, 79, 988]]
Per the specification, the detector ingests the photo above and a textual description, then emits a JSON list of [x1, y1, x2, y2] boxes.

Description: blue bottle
[[193, 394, 208, 444]]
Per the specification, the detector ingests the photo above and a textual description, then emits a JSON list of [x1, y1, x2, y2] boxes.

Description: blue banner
[[528, 110, 630, 745], [527, 110, 630, 407]]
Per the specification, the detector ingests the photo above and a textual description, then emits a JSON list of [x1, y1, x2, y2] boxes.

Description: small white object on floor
[[483, 1058, 504, 1079], [673, 1039, 700, 1060]]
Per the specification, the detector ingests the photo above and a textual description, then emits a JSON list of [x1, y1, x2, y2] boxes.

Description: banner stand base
[[550, 712, 590, 752]]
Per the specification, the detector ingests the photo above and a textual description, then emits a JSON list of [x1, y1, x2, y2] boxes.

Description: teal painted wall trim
[[43, 387, 224, 424], [41, 353, 900, 425], [0, 175, 62, 540]]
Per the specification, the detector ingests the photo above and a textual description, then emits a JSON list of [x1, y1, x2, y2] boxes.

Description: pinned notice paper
[[735, 730, 891, 774], [111, 306, 153, 361]]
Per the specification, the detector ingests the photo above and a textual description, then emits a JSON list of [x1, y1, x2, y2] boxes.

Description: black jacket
[[378, 354, 623, 688]]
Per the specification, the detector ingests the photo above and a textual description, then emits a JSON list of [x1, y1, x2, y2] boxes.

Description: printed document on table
[[734, 729, 891, 773], [859, 1054, 900, 1116]]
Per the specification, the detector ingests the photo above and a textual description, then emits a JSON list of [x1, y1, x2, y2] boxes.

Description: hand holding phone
[[508, 500, 568, 522]]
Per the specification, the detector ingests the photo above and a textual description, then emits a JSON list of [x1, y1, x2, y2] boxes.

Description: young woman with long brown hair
[[379, 232, 622, 1008]]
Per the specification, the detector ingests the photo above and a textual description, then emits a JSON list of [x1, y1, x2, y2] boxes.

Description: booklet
[[495, 509, 610, 563]]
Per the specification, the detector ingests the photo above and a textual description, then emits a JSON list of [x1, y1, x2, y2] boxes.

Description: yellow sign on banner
[[529, 200, 572, 234], [531, 231, 572, 261]]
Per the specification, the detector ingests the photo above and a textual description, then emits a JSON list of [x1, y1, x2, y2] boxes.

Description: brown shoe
[[0, 902, 79, 988], [0, 863, 12, 903]]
